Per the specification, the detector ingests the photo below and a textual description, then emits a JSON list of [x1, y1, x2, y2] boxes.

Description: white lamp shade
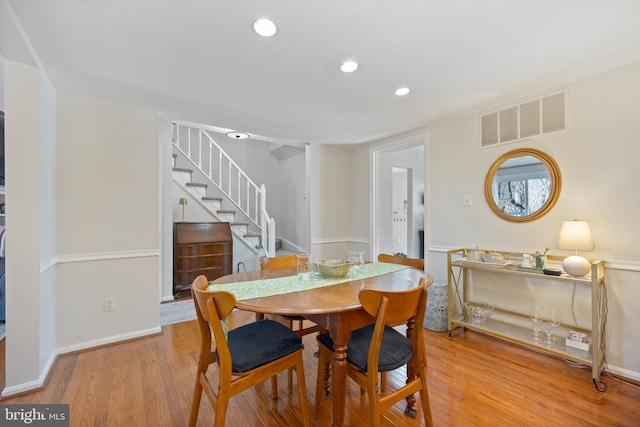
[[557, 220, 595, 251], [557, 220, 595, 277]]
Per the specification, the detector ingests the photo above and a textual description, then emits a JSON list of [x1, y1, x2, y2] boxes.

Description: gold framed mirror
[[484, 148, 561, 222]]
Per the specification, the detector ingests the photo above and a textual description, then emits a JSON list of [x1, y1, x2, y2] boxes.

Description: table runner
[[206, 262, 409, 301]]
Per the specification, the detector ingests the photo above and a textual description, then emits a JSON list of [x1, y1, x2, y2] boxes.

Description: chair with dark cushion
[[314, 276, 434, 426], [260, 255, 325, 393], [376, 253, 426, 390], [259, 255, 323, 337], [189, 275, 310, 427]]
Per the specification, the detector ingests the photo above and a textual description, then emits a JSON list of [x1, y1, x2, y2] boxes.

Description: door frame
[[370, 131, 427, 261]]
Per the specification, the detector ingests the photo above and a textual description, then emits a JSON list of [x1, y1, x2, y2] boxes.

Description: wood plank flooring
[[1, 309, 639, 426]]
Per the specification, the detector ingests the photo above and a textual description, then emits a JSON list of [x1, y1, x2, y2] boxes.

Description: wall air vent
[[480, 90, 566, 147]]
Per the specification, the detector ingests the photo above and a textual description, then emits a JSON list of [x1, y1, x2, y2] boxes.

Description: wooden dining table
[[209, 262, 429, 427]]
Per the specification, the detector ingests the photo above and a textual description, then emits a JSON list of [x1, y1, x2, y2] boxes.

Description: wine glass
[[544, 307, 560, 344], [529, 304, 544, 339]]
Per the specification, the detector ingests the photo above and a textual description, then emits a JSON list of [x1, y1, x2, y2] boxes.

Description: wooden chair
[[189, 275, 310, 427], [259, 255, 323, 338], [376, 253, 425, 390], [259, 254, 300, 270], [314, 277, 434, 426], [377, 253, 424, 270]]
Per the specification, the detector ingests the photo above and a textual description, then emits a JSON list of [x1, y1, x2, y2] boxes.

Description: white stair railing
[[172, 120, 276, 257]]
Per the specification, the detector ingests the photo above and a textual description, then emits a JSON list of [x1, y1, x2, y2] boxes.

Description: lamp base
[[562, 255, 591, 277]]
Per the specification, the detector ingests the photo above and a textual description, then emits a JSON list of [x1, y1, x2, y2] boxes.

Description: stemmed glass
[[529, 304, 544, 339], [544, 307, 560, 344]]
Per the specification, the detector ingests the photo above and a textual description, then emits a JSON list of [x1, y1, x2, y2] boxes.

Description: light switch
[[463, 194, 472, 206]]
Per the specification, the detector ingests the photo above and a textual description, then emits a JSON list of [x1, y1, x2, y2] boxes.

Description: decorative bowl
[[315, 259, 353, 278], [463, 301, 494, 324]]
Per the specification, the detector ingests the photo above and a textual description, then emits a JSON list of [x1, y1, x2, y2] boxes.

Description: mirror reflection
[[485, 149, 561, 222]]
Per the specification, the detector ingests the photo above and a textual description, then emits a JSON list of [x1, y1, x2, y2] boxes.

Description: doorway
[[371, 134, 426, 261]]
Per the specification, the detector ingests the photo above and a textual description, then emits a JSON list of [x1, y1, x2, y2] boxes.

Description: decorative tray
[[514, 266, 545, 274], [455, 258, 512, 268]]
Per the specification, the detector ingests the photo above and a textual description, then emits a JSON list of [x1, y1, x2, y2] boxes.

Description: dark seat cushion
[[318, 324, 412, 372], [227, 319, 303, 373]]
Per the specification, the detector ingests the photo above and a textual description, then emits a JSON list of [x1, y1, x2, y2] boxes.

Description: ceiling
[[4, 1, 640, 145]]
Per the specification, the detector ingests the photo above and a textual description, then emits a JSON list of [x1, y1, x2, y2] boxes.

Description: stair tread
[[186, 182, 207, 187], [172, 167, 192, 173], [202, 196, 222, 201], [217, 210, 236, 213]]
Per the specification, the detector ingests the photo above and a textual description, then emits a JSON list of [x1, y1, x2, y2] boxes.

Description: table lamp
[[557, 220, 595, 276], [179, 197, 188, 222]]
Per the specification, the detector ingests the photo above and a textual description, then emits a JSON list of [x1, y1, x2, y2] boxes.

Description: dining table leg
[[404, 316, 417, 416], [329, 320, 351, 427]]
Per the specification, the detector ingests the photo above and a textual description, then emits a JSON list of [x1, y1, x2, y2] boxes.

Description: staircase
[[172, 120, 276, 257]]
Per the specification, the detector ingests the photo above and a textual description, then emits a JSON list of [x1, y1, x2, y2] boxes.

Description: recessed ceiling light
[[253, 18, 277, 37], [226, 131, 250, 140], [340, 60, 359, 73], [395, 87, 411, 96]]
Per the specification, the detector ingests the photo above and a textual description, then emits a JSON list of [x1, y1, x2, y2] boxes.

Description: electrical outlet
[[103, 297, 116, 312]]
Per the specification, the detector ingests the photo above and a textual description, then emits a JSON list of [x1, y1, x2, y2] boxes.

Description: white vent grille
[[542, 92, 565, 133], [519, 100, 540, 137], [481, 113, 498, 146], [499, 107, 518, 142], [480, 90, 566, 147]]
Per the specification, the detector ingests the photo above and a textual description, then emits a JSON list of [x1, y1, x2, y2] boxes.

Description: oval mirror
[[484, 148, 561, 222]]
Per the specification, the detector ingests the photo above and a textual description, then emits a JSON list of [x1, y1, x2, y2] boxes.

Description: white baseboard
[[0, 350, 56, 398], [1, 326, 161, 398], [276, 237, 305, 254], [56, 326, 161, 356], [606, 364, 640, 383]]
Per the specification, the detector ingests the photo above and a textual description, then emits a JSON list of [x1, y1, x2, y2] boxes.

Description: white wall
[[0, 55, 4, 105], [424, 60, 640, 380], [348, 143, 371, 260], [3, 59, 57, 392], [55, 92, 160, 351], [375, 151, 394, 256], [277, 150, 307, 251], [309, 143, 352, 259], [159, 117, 174, 301], [37, 60, 56, 379]]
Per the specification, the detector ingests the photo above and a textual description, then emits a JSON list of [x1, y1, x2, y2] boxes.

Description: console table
[[447, 248, 606, 391]]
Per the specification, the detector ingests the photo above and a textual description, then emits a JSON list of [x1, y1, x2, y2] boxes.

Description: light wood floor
[[1, 309, 639, 426]]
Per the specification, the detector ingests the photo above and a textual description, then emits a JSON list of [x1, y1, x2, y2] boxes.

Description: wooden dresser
[[173, 222, 233, 297]]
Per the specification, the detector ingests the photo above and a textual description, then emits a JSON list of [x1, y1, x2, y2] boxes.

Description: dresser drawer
[[176, 253, 232, 271], [178, 243, 232, 257], [175, 265, 229, 287]]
